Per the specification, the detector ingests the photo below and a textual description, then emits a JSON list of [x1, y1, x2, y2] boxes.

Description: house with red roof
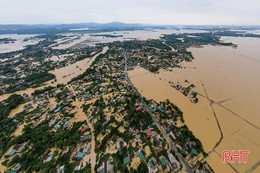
[[181, 87, 186, 93], [98, 143, 102, 149], [147, 129, 152, 136], [136, 106, 142, 111]]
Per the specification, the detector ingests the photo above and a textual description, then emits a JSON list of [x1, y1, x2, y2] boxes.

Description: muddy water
[[0, 34, 41, 53], [0, 46, 108, 131], [128, 37, 260, 173], [52, 34, 92, 49], [9, 102, 31, 118], [0, 87, 40, 102], [0, 29, 205, 100], [51, 46, 108, 84], [0, 46, 108, 102], [52, 29, 208, 49]]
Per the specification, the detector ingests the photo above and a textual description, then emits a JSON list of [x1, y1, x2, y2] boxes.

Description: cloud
[[0, 0, 259, 25]]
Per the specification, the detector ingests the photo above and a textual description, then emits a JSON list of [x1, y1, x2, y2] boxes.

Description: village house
[[7, 142, 27, 157], [176, 85, 181, 90], [168, 153, 181, 172], [88, 107, 99, 121], [188, 140, 198, 156], [129, 126, 137, 133], [84, 144, 91, 155], [55, 165, 65, 173], [73, 151, 86, 160], [43, 152, 54, 163], [169, 130, 178, 140], [148, 157, 158, 173], [80, 125, 90, 133], [78, 134, 91, 143], [161, 157, 168, 172], [136, 147, 147, 160], [116, 138, 127, 151], [176, 144, 188, 156], [135, 133, 142, 143], [156, 135, 164, 148], [63, 119, 71, 129], [54, 120, 64, 130], [97, 160, 114, 173], [74, 159, 84, 171], [61, 150, 69, 158], [38, 101, 49, 109], [123, 152, 132, 165], [190, 91, 197, 98], [147, 128, 157, 137], [10, 163, 22, 173], [110, 136, 117, 145]]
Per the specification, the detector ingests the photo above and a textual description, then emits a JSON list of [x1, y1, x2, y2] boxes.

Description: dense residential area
[[0, 32, 225, 173], [0, 34, 103, 94], [2, 26, 260, 173]]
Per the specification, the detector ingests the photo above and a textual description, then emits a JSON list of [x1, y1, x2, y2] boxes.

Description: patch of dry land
[[128, 37, 260, 173]]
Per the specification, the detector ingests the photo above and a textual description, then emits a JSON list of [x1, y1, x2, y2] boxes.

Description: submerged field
[[128, 36, 260, 173]]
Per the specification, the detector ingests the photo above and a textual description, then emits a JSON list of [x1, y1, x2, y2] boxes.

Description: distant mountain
[[0, 22, 159, 34]]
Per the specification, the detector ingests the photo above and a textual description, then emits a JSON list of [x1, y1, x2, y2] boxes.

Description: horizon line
[[0, 22, 260, 27]]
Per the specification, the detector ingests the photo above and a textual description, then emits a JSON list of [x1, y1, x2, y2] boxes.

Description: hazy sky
[[1, 0, 260, 25]]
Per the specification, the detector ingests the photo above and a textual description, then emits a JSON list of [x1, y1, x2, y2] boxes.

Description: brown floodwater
[[2, 30, 260, 172], [0, 46, 108, 102], [52, 28, 208, 49], [0, 34, 41, 53], [0, 28, 204, 101], [51, 46, 108, 84], [128, 37, 260, 173]]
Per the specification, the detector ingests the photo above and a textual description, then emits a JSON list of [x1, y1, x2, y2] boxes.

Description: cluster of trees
[[122, 94, 153, 130], [8, 121, 85, 172], [94, 125, 121, 153], [69, 51, 110, 84], [25, 72, 55, 85], [0, 38, 16, 43], [214, 30, 260, 38], [4, 72, 55, 94], [159, 99, 206, 156], [168, 101, 184, 123], [92, 34, 123, 38], [0, 94, 25, 157], [146, 39, 172, 51], [162, 32, 236, 53], [32, 86, 55, 96], [176, 125, 206, 156], [0, 63, 16, 75], [76, 50, 101, 61], [149, 66, 160, 73]]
